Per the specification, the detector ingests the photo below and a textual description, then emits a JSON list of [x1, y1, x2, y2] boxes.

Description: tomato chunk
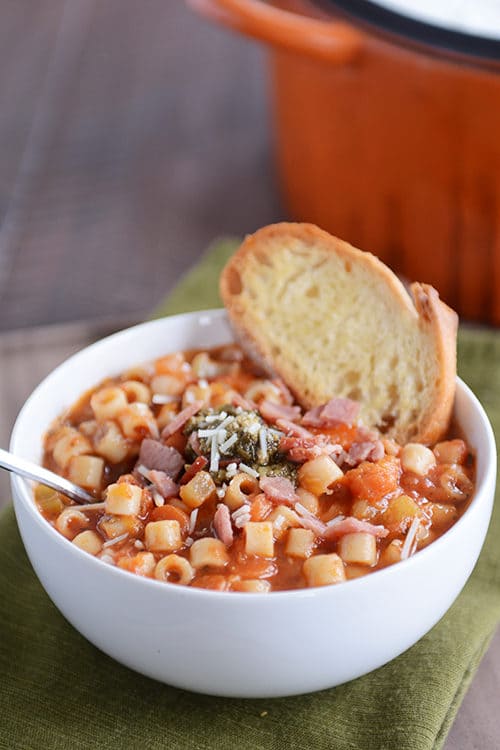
[[249, 493, 274, 521], [345, 456, 401, 504]]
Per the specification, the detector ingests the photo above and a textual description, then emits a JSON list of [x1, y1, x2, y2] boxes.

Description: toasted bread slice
[[220, 222, 458, 445]]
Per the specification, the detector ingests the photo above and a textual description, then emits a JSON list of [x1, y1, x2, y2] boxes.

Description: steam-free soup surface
[[37, 344, 474, 592]]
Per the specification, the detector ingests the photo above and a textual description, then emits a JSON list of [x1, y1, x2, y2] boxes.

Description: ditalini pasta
[[36, 344, 475, 592]]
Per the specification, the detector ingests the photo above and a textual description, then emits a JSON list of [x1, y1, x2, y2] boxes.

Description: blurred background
[[0, 1, 281, 332]]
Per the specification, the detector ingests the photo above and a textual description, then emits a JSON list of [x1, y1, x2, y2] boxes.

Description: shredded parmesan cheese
[[198, 428, 221, 438], [217, 428, 228, 445], [232, 504, 250, 521], [234, 513, 251, 528], [268, 428, 283, 438], [294, 502, 326, 523], [220, 433, 238, 453], [103, 532, 129, 548], [239, 463, 259, 478], [153, 491, 165, 507], [325, 515, 346, 528], [205, 414, 222, 424], [189, 508, 199, 534], [401, 516, 421, 560], [232, 503, 249, 515], [258, 428, 268, 463], [136, 464, 151, 480], [210, 435, 220, 472], [79, 502, 106, 512], [218, 415, 235, 431]]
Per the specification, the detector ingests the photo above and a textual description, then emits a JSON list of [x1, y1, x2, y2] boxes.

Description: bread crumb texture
[[220, 223, 457, 445]]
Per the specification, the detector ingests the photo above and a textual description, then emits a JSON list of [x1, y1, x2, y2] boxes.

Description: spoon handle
[[0, 447, 96, 504]]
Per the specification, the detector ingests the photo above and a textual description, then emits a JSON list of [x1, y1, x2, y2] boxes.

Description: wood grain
[[0, 1, 281, 330]]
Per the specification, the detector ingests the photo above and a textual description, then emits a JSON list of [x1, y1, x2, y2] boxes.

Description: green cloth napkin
[[1, 239, 499, 750]]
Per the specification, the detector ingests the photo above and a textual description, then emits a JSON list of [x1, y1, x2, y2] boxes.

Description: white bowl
[[10, 310, 497, 698]]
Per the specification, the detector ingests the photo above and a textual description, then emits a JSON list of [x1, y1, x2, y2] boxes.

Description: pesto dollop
[[184, 404, 297, 484]]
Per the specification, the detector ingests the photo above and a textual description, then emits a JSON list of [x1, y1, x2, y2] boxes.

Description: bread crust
[[409, 282, 458, 443], [220, 222, 458, 444]]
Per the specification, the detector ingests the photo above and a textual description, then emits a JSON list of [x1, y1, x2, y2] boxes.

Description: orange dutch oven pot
[[188, 0, 500, 324]]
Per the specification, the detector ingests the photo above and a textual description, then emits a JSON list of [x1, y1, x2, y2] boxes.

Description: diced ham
[[280, 434, 343, 463], [345, 440, 385, 466], [138, 439, 184, 478], [187, 432, 202, 455], [214, 503, 234, 547], [321, 397, 360, 424], [300, 405, 323, 427], [366, 440, 385, 461], [160, 400, 204, 438], [219, 458, 241, 468], [294, 508, 327, 537], [302, 397, 360, 428], [357, 426, 380, 442], [231, 392, 257, 411], [271, 377, 294, 405], [292, 506, 388, 541], [180, 455, 209, 485], [332, 449, 349, 468], [259, 399, 301, 424], [323, 516, 389, 541], [148, 470, 179, 499], [275, 419, 313, 438], [259, 476, 298, 505]]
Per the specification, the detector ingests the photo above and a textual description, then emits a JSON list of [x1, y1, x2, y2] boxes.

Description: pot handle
[[188, 0, 363, 64]]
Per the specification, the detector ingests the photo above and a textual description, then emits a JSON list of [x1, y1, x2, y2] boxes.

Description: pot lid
[[324, 0, 500, 60], [371, 0, 500, 40]]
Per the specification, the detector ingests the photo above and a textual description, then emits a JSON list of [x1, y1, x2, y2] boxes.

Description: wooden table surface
[[0, 3, 498, 747]]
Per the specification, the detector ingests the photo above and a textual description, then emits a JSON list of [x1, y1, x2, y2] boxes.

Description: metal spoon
[[0, 447, 96, 504]]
